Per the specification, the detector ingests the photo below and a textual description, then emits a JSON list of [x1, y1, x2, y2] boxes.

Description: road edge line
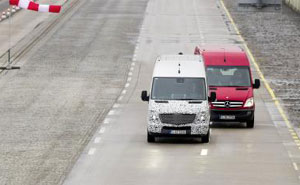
[[220, 0, 293, 129]]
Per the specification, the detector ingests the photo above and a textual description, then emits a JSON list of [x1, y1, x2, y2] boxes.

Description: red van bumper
[[210, 109, 254, 122]]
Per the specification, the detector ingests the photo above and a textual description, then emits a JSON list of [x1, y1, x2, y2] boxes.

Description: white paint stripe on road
[[118, 96, 123, 101], [131, 62, 135, 66], [127, 77, 132, 82], [200, 149, 208, 156], [122, 90, 127, 94], [99, 127, 106, 134], [125, 83, 130, 88], [113, 104, 120, 108], [88, 148, 96, 155], [288, 151, 293, 158], [293, 162, 298, 171], [108, 110, 116, 116], [130, 67, 134, 71], [103, 118, 111, 124], [94, 137, 101, 144], [128, 72, 133, 76]]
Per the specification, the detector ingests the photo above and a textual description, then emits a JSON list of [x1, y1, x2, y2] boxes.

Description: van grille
[[159, 114, 196, 124], [212, 101, 243, 108]]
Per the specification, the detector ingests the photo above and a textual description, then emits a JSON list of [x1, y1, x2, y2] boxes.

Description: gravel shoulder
[[0, 0, 148, 184], [223, 0, 300, 127]]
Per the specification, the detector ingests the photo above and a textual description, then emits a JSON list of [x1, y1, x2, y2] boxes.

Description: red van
[[194, 46, 260, 128]]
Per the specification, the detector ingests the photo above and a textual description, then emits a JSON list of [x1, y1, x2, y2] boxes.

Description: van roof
[[153, 55, 206, 78], [200, 46, 250, 66]]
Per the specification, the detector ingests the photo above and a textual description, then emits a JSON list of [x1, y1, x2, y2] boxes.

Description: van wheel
[[201, 129, 210, 143], [147, 132, 155, 143], [246, 117, 254, 128]]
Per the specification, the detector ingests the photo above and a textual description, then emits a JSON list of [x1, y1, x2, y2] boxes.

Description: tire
[[147, 132, 155, 143], [246, 117, 254, 128], [201, 129, 210, 143]]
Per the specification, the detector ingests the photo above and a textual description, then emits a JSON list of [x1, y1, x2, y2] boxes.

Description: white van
[[141, 54, 216, 143]]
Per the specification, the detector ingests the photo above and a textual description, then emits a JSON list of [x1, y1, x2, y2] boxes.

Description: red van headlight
[[244, 97, 254, 108]]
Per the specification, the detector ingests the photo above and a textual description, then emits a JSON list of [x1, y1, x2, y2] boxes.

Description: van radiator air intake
[[159, 114, 196, 124]]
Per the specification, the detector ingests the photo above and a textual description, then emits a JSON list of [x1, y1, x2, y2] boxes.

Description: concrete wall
[[285, 0, 300, 12]]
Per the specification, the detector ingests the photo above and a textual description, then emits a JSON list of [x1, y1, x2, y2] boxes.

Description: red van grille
[[212, 101, 243, 108]]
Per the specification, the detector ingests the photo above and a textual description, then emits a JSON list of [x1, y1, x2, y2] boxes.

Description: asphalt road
[[61, 0, 300, 185], [0, 0, 147, 184]]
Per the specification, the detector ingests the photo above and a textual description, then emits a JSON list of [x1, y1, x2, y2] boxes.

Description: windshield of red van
[[206, 66, 251, 87]]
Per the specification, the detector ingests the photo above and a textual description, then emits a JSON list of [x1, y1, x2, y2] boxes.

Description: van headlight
[[244, 97, 254, 107], [199, 111, 208, 122], [149, 111, 159, 122]]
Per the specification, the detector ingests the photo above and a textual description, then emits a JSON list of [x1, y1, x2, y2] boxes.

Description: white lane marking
[[293, 162, 299, 171], [103, 118, 111, 124], [288, 151, 293, 158], [108, 110, 115, 116], [113, 104, 120, 108], [99, 127, 106, 134], [130, 67, 134, 71], [118, 96, 123, 101], [125, 83, 130, 88], [122, 90, 127, 94], [128, 72, 133, 76], [200, 149, 208, 156], [94, 137, 102, 143], [88, 148, 96, 155], [132, 58, 137, 61], [131, 62, 135, 66], [127, 77, 132, 82]]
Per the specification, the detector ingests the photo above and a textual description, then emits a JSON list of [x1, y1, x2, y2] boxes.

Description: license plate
[[169, 130, 187, 135], [220, 115, 235, 120]]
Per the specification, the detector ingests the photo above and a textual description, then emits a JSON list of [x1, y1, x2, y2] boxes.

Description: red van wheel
[[246, 117, 254, 128]]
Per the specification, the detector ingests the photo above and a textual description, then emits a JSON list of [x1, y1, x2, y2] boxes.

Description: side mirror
[[141, 90, 149, 102], [208, 92, 216, 102], [253, 79, 260, 89]]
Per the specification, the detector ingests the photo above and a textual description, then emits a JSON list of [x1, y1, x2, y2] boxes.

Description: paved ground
[[0, 0, 147, 184], [61, 0, 300, 185], [1, 0, 300, 184], [223, 0, 300, 127]]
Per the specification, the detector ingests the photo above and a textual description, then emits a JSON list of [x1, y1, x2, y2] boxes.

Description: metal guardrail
[[285, 0, 300, 12]]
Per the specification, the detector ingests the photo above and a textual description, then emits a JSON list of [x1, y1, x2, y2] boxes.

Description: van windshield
[[151, 77, 206, 100], [206, 66, 251, 87]]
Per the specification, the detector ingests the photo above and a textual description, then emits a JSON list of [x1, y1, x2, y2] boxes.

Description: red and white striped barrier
[[9, 0, 61, 13]]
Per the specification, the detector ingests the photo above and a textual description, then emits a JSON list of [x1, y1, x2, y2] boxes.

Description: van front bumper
[[210, 109, 254, 122], [148, 123, 209, 136]]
